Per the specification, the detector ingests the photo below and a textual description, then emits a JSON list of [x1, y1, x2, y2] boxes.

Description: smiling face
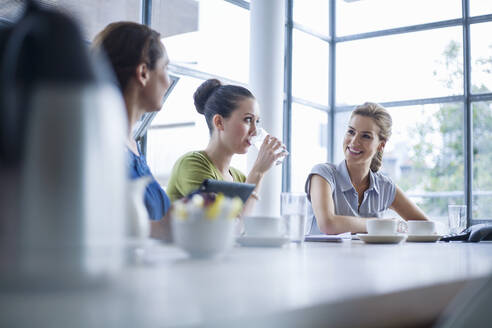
[[219, 97, 260, 154], [343, 114, 385, 167]]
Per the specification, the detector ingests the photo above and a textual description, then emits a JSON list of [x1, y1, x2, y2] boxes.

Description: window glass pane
[[147, 75, 247, 186], [470, 0, 492, 16], [146, 76, 208, 186], [291, 104, 328, 192], [39, 0, 142, 41], [160, 0, 249, 83], [292, 29, 329, 106], [293, 0, 329, 35], [337, 0, 461, 36], [152, 0, 198, 39], [471, 22, 492, 95], [472, 101, 492, 222], [337, 27, 463, 106], [151, 76, 201, 127], [334, 103, 465, 226]]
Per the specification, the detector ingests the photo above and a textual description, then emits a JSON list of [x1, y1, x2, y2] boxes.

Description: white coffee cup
[[366, 218, 398, 235], [243, 216, 284, 237], [407, 220, 436, 235]]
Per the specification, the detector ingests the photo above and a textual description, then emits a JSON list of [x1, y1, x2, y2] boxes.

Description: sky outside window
[[337, 0, 461, 36], [162, 0, 249, 83], [336, 27, 463, 106]]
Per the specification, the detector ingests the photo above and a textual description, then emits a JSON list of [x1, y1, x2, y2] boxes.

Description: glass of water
[[448, 204, 467, 234], [281, 192, 307, 243], [251, 128, 288, 165]]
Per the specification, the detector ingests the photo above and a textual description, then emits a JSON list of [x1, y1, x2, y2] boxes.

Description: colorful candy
[[172, 192, 243, 221]]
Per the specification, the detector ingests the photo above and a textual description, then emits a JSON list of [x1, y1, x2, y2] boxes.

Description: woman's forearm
[[242, 169, 264, 216], [317, 214, 370, 235]]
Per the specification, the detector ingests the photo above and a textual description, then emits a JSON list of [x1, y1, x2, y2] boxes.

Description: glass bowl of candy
[[171, 193, 243, 259]]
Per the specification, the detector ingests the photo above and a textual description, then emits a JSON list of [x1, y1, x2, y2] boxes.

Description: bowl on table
[[171, 193, 243, 259]]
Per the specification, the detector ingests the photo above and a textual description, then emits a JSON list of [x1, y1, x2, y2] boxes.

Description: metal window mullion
[[462, 0, 473, 225], [328, 0, 336, 163], [139, 0, 152, 157], [168, 63, 247, 87], [283, 0, 293, 192], [142, 0, 152, 26], [336, 18, 463, 43], [335, 95, 465, 112], [223, 0, 250, 10], [469, 13, 492, 25], [333, 14, 492, 44], [148, 122, 196, 130], [470, 93, 492, 102], [293, 22, 330, 42], [291, 97, 329, 112]]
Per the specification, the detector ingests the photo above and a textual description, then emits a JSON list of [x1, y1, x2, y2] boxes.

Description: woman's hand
[[244, 135, 287, 217], [251, 135, 287, 174]]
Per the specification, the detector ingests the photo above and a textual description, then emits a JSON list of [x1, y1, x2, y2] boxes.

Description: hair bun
[[193, 79, 222, 114]]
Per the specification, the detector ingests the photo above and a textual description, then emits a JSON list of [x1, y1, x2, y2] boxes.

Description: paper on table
[[304, 232, 352, 242]]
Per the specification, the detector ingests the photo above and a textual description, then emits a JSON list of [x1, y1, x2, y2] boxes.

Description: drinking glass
[[448, 205, 467, 234], [251, 128, 288, 165], [281, 192, 307, 243]]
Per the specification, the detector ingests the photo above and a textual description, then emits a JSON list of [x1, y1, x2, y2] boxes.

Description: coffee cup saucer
[[406, 234, 442, 242], [357, 233, 407, 244], [236, 234, 289, 247]]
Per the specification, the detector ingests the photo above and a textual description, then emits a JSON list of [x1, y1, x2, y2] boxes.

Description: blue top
[[304, 160, 396, 234], [127, 147, 170, 220]]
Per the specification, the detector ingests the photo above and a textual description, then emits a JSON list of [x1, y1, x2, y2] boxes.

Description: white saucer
[[236, 235, 290, 247], [357, 233, 407, 244], [406, 234, 442, 242]]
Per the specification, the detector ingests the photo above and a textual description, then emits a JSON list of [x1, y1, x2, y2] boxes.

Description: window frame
[[284, 0, 492, 225]]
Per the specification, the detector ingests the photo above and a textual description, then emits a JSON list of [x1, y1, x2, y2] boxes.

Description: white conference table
[[2, 239, 492, 327]]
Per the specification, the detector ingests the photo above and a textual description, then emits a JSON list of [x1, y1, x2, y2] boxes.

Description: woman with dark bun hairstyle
[[166, 78, 286, 215], [93, 22, 172, 240], [305, 102, 428, 235]]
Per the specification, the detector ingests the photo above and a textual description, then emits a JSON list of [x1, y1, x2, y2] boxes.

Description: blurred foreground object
[[0, 0, 127, 289]]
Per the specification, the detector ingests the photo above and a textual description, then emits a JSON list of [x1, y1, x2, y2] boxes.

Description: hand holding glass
[[251, 128, 288, 165]]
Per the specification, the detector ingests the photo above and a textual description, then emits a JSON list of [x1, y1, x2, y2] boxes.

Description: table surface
[[2, 239, 492, 327]]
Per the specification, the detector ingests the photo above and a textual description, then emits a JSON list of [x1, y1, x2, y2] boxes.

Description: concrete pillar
[[248, 0, 285, 217]]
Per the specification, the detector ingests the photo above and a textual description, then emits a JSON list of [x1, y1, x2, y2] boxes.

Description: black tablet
[[196, 179, 256, 204]]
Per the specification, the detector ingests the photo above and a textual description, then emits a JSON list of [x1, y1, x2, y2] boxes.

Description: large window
[[336, 28, 463, 105], [286, 0, 492, 224], [472, 101, 492, 222], [5, 0, 490, 223], [0, 0, 250, 188], [291, 104, 328, 193], [146, 0, 250, 186], [292, 29, 329, 106], [156, 0, 250, 82], [470, 22, 492, 94], [336, 0, 461, 36]]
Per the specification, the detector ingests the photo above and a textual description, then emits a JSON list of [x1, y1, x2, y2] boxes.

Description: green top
[[166, 151, 246, 202]]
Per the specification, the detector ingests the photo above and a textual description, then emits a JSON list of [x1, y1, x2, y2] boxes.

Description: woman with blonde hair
[[305, 102, 428, 235]]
